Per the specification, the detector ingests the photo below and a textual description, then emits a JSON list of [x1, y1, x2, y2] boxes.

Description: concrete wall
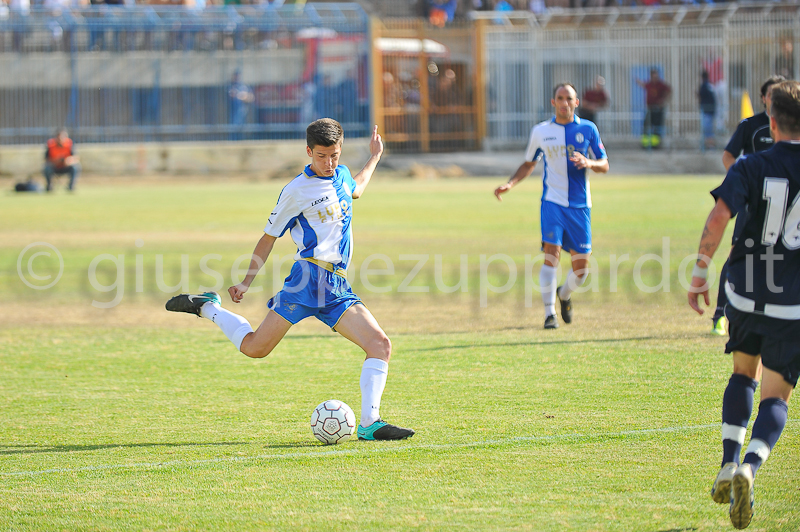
[[0, 138, 375, 180]]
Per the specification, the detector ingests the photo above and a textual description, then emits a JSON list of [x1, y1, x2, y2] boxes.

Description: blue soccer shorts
[[268, 260, 362, 331], [540, 200, 592, 254]]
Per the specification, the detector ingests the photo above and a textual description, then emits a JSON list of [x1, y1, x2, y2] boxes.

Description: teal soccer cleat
[[357, 420, 415, 441], [165, 291, 221, 316]]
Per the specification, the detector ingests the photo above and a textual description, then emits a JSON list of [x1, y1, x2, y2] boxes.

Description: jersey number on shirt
[[762, 177, 800, 249]]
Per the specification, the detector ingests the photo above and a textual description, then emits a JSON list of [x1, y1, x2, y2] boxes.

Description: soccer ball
[[310, 400, 356, 445]]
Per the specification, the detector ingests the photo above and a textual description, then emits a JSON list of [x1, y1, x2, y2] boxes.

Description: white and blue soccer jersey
[[265, 165, 356, 270], [524, 116, 607, 208]]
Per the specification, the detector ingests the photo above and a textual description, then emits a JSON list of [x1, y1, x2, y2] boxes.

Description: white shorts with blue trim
[[540, 200, 592, 254]]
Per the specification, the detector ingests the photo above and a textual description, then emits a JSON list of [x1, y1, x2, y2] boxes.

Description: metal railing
[[0, 4, 371, 144], [479, 3, 800, 150]]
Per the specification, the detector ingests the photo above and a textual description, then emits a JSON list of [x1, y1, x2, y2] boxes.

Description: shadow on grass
[[406, 336, 661, 352], [654, 528, 698, 532], [0, 441, 248, 455]]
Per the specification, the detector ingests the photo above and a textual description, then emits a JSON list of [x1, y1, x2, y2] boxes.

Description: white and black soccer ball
[[310, 400, 356, 445]]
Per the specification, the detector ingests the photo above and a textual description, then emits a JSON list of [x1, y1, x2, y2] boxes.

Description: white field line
[[3, 421, 773, 478]]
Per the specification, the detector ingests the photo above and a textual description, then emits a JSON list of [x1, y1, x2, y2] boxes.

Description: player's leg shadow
[[0, 441, 248, 455], [407, 336, 660, 352]]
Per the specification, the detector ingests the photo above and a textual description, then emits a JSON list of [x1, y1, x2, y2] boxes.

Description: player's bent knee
[[240, 337, 275, 359], [371, 334, 392, 361]]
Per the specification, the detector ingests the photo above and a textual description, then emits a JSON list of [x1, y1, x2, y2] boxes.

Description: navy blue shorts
[[540, 201, 592, 254], [268, 261, 362, 330], [725, 308, 800, 387]]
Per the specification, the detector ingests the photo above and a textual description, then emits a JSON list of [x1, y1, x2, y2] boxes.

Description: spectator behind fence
[[775, 38, 795, 80], [44, 128, 80, 192], [228, 69, 254, 141], [580, 75, 609, 124], [428, 0, 458, 27], [637, 68, 672, 149], [698, 70, 716, 151]]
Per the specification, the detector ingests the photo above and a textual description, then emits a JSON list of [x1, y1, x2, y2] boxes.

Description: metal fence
[[481, 4, 800, 150], [3, 3, 800, 149], [0, 4, 371, 144]]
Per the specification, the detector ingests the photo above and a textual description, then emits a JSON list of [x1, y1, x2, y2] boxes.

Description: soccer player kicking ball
[[166, 119, 414, 442], [689, 80, 800, 529], [494, 83, 609, 329]]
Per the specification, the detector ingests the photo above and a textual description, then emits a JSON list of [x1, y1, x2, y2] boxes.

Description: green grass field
[[1, 175, 798, 531]]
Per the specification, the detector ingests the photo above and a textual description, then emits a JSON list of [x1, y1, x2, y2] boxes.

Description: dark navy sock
[[743, 398, 789, 477], [713, 259, 729, 320], [721, 373, 758, 467]]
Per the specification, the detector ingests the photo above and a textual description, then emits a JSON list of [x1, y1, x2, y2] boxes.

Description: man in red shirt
[[637, 69, 672, 149], [44, 128, 80, 192], [580, 76, 609, 125]]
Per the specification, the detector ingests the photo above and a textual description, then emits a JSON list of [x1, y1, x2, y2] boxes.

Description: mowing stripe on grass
[[4, 420, 796, 477], [1, 421, 776, 478]]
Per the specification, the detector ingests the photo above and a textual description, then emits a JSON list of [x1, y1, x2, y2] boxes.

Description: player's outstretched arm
[[688, 198, 732, 315], [495, 161, 536, 201], [352, 125, 384, 199], [229, 233, 277, 303]]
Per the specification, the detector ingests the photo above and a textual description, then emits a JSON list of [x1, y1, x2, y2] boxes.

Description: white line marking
[[0, 422, 738, 478]]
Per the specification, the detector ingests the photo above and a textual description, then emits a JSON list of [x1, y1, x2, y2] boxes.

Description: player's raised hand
[[369, 125, 383, 158], [494, 183, 512, 201], [228, 283, 249, 304], [687, 275, 711, 315]]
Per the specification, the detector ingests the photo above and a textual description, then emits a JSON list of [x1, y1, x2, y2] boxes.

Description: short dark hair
[[769, 80, 800, 136], [701, 71, 709, 81], [761, 75, 786, 97], [306, 118, 344, 149], [552, 82, 577, 99]]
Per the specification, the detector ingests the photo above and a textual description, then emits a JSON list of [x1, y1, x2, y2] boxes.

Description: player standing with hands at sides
[[688, 81, 800, 530], [709, 75, 786, 336], [166, 119, 414, 442], [494, 83, 609, 329]]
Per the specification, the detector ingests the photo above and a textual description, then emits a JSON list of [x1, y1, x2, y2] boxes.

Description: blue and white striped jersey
[[265, 165, 357, 269], [524, 116, 607, 208]]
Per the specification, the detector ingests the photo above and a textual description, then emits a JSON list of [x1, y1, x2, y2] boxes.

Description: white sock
[[360, 358, 389, 428], [540, 264, 557, 317], [200, 302, 253, 351], [557, 268, 587, 301]]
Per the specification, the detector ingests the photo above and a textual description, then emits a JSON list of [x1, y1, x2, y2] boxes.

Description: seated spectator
[[428, 0, 458, 27], [44, 128, 80, 192]]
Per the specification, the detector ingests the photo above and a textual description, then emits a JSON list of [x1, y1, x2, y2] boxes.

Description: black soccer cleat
[[165, 291, 221, 316], [557, 286, 573, 324], [544, 314, 559, 329], [357, 420, 415, 441]]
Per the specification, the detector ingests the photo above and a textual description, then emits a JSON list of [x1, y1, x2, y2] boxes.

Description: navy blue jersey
[[711, 141, 800, 335], [724, 111, 773, 157]]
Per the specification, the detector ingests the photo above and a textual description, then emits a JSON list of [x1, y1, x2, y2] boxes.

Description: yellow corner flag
[[741, 91, 754, 120]]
